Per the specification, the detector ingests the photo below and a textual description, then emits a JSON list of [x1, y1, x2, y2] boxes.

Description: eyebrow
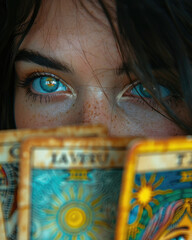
[[15, 49, 74, 74], [16, 49, 129, 77], [165, 226, 189, 236]]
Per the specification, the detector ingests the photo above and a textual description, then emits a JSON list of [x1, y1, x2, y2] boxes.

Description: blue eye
[[131, 83, 171, 98], [32, 76, 68, 93], [171, 236, 186, 240]]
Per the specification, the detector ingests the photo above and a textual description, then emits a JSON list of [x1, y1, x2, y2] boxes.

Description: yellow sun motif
[[137, 185, 153, 206], [127, 174, 172, 239], [41, 186, 109, 240], [132, 174, 172, 218], [65, 208, 86, 228]]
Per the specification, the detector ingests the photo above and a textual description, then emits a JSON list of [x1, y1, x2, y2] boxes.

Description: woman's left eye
[[170, 236, 186, 240], [32, 76, 68, 94], [122, 83, 171, 99]]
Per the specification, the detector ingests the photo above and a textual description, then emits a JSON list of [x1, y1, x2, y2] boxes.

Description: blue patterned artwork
[[0, 163, 18, 239], [30, 169, 122, 240], [126, 170, 192, 240]]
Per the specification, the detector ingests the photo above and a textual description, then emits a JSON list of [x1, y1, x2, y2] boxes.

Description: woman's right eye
[[17, 73, 76, 103], [32, 76, 69, 94]]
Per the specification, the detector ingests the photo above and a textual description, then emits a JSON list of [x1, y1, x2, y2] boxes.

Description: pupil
[[40, 77, 59, 92], [139, 85, 152, 98]]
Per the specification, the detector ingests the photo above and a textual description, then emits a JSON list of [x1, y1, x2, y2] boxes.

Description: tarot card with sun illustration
[[0, 125, 107, 240], [17, 136, 137, 240], [115, 137, 192, 240]]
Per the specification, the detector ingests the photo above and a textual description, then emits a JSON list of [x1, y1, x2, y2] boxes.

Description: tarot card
[[115, 137, 192, 240], [0, 201, 7, 240], [18, 136, 136, 240], [0, 125, 107, 240]]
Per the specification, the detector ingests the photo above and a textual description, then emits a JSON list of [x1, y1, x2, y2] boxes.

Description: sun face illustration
[[36, 186, 109, 240], [126, 174, 172, 239]]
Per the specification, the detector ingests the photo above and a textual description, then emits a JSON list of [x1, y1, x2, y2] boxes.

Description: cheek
[[14, 91, 77, 129], [14, 88, 186, 137], [112, 102, 186, 137], [110, 114, 185, 137]]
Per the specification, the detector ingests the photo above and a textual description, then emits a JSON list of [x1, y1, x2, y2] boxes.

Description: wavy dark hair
[[0, 0, 192, 133]]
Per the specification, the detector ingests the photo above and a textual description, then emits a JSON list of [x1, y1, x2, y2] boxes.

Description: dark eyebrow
[[15, 49, 74, 74], [116, 59, 176, 76], [165, 226, 189, 236], [116, 62, 132, 76]]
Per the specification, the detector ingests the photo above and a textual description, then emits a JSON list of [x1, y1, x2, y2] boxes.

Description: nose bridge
[[79, 87, 113, 124]]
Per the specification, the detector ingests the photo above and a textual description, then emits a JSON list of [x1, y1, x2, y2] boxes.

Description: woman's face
[[14, 0, 189, 136]]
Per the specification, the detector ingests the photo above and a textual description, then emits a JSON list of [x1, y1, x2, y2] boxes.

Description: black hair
[[116, 0, 192, 133], [0, 0, 41, 129], [0, 0, 192, 133]]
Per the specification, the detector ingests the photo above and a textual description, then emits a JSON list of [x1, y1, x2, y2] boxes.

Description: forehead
[[20, 0, 119, 72]]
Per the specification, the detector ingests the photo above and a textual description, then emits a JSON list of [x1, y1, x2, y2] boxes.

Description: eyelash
[[118, 81, 182, 110], [168, 234, 186, 240], [17, 72, 72, 103], [17, 72, 182, 111]]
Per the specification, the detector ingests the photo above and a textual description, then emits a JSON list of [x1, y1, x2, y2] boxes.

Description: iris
[[32, 76, 68, 93], [171, 236, 185, 240], [131, 83, 171, 98]]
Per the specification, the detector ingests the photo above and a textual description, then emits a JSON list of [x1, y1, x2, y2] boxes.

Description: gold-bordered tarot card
[[18, 136, 137, 240], [0, 125, 107, 239], [115, 136, 192, 240], [0, 201, 6, 240]]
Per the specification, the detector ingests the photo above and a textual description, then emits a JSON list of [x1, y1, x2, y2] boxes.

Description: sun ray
[[95, 212, 106, 219], [91, 196, 102, 207], [145, 204, 153, 218], [54, 231, 63, 240], [52, 205, 60, 211], [80, 235, 85, 240], [132, 192, 139, 198], [148, 174, 156, 185], [93, 205, 102, 212], [137, 206, 144, 220], [62, 192, 69, 201], [52, 194, 62, 205], [78, 186, 83, 200], [43, 208, 58, 214], [87, 231, 97, 240], [92, 226, 100, 232], [152, 198, 160, 205], [94, 220, 110, 229], [85, 193, 92, 202], [134, 183, 142, 191], [70, 187, 75, 200], [72, 235, 77, 240], [50, 202, 61, 209], [42, 221, 56, 230], [152, 189, 172, 196], [140, 175, 147, 186], [46, 216, 58, 221], [153, 176, 164, 189]]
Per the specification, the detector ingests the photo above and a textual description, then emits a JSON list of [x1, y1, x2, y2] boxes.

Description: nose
[[77, 87, 115, 127]]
